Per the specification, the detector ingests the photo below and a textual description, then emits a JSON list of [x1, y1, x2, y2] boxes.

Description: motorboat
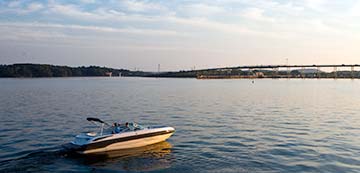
[[68, 117, 175, 154]]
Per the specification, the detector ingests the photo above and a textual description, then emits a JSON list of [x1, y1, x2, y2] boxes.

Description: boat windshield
[[85, 118, 147, 136], [127, 122, 145, 131], [104, 122, 145, 134]]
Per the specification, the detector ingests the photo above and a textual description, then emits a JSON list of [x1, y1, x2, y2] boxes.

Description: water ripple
[[1, 78, 360, 172]]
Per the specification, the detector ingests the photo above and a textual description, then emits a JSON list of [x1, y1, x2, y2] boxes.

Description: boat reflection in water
[[79, 141, 173, 172]]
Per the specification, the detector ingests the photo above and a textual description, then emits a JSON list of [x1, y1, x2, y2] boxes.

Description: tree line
[[0, 64, 130, 77]]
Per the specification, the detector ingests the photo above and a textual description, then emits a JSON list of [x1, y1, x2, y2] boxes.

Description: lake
[[0, 77, 359, 172]]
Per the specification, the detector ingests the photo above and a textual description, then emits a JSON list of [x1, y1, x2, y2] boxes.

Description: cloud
[[79, 0, 96, 4], [349, 1, 360, 17], [121, 0, 168, 13], [49, 3, 100, 19], [1, 1, 360, 58], [1, 1, 44, 14], [241, 7, 275, 22], [165, 17, 265, 36], [2, 0, 357, 41], [44, 2, 252, 35], [303, 0, 326, 11], [47, 2, 159, 22], [178, 3, 224, 17], [27, 3, 44, 12], [0, 22, 185, 42], [16, 1, 350, 42], [8, 1, 22, 8]]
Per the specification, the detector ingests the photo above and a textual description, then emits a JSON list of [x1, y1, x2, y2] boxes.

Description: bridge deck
[[219, 64, 360, 70]]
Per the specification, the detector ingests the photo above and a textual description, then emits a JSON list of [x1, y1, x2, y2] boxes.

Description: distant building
[[255, 72, 264, 78], [105, 72, 112, 77]]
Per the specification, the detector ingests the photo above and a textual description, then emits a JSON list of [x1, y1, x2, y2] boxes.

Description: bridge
[[214, 64, 359, 69], [198, 64, 360, 79]]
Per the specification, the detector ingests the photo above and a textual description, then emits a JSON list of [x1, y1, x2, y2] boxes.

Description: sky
[[0, 0, 359, 71]]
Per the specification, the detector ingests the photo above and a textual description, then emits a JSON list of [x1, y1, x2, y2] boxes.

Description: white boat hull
[[71, 126, 175, 154], [81, 132, 173, 154]]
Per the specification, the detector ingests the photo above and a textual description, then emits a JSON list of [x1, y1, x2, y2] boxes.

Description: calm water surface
[[0, 78, 359, 172]]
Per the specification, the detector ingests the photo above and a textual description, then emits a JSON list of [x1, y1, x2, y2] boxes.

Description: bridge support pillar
[[273, 67, 279, 78], [287, 67, 290, 78], [351, 66, 355, 79], [334, 67, 337, 79], [301, 67, 305, 78], [248, 68, 253, 78], [317, 67, 321, 78]]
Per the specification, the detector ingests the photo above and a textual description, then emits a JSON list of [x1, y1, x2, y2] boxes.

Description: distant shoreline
[[1, 63, 359, 79], [0, 63, 139, 78]]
